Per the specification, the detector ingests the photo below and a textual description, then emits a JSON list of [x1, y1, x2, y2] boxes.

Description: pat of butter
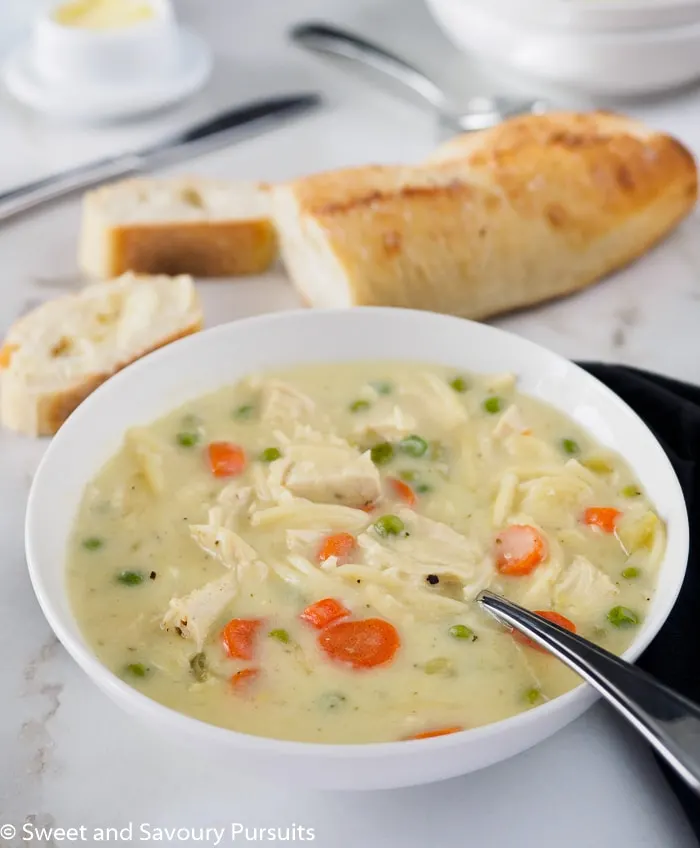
[[54, 0, 155, 30]]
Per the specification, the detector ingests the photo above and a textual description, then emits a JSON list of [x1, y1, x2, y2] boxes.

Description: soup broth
[[67, 362, 662, 743]]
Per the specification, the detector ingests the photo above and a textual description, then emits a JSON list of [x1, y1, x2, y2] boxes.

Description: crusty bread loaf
[[0, 273, 202, 436], [79, 177, 277, 279], [272, 111, 697, 317]]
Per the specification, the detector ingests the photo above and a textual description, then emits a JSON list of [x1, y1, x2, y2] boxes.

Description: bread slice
[[79, 177, 277, 279], [272, 111, 697, 317], [0, 273, 202, 436]]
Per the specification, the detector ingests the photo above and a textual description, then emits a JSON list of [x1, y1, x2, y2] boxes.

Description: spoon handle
[[290, 22, 448, 113], [478, 590, 700, 794]]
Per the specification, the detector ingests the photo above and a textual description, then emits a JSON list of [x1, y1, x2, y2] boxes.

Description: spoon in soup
[[477, 590, 700, 795]]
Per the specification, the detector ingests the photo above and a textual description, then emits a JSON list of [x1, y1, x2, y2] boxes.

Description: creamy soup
[[67, 363, 663, 744]]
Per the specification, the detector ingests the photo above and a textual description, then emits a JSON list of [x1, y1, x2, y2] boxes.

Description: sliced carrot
[[494, 525, 548, 576], [513, 610, 577, 653], [221, 618, 263, 660], [359, 502, 377, 513], [207, 442, 246, 478], [0, 342, 18, 369], [318, 532, 356, 564], [318, 618, 400, 669], [388, 477, 416, 507], [582, 507, 621, 534], [300, 598, 351, 630], [403, 726, 463, 741], [230, 668, 260, 689]]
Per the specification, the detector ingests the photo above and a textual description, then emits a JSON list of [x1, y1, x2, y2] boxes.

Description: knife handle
[[0, 153, 142, 224]]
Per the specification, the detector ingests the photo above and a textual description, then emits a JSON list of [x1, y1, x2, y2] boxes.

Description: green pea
[[483, 396, 503, 414], [189, 652, 209, 682], [399, 435, 428, 458], [373, 514, 405, 537], [622, 567, 640, 579], [399, 469, 417, 482], [621, 484, 642, 498], [259, 447, 282, 463], [371, 381, 393, 396], [525, 688, 541, 705], [82, 537, 104, 551], [349, 399, 371, 413], [370, 442, 394, 466], [607, 606, 640, 627], [449, 624, 476, 641], [415, 483, 432, 494], [561, 438, 580, 455], [269, 628, 291, 644], [234, 404, 255, 420], [117, 570, 144, 586], [317, 692, 347, 710], [125, 663, 150, 678], [423, 657, 455, 677], [449, 376, 468, 393], [176, 431, 200, 447]]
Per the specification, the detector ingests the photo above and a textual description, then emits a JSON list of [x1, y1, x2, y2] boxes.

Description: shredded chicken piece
[[162, 571, 238, 650], [259, 380, 315, 425], [357, 508, 492, 600], [270, 443, 381, 508], [554, 555, 619, 618], [352, 404, 417, 442]]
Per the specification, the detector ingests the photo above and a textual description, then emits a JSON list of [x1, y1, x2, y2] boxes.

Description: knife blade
[[0, 92, 322, 224]]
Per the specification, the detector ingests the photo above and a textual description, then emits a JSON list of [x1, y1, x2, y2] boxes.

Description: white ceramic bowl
[[25, 309, 689, 790], [33, 0, 180, 87], [493, 0, 700, 31], [426, 0, 700, 95]]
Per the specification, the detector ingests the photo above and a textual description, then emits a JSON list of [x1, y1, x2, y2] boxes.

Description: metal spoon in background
[[477, 590, 700, 795], [290, 21, 547, 136]]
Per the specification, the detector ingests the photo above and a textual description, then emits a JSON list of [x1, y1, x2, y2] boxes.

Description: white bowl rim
[[25, 307, 690, 760], [448, 0, 700, 33]]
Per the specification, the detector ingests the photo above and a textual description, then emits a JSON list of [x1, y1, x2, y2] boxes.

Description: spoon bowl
[[290, 21, 546, 137]]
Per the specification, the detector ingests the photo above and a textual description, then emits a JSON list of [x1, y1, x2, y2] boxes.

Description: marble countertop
[[1, 1, 699, 846]]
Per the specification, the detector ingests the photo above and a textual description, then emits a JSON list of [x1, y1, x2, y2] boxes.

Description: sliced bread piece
[[272, 111, 697, 318], [0, 273, 202, 436], [79, 177, 277, 279]]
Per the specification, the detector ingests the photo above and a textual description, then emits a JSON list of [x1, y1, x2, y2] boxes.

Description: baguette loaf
[[79, 177, 277, 279], [0, 273, 202, 436], [273, 111, 697, 317]]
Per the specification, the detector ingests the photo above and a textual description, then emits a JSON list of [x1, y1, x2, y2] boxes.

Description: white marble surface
[[1, 1, 699, 846]]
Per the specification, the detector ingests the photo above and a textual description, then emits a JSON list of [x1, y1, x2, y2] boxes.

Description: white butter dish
[[1, 0, 211, 121]]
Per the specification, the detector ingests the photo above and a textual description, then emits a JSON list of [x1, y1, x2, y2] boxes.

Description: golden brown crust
[[277, 112, 697, 318], [35, 321, 203, 437], [107, 220, 278, 278]]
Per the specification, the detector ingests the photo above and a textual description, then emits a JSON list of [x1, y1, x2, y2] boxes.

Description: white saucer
[[2, 27, 212, 122]]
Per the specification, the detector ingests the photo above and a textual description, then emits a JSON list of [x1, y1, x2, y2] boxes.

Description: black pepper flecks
[[426, 574, 439, 585], [149, 571, 157, 580]]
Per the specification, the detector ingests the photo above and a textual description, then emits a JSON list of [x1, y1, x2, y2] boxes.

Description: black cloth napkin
[[578, 362, 700, 837]]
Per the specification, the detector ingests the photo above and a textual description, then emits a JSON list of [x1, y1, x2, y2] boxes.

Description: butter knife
[[0, 92, 322, 224]]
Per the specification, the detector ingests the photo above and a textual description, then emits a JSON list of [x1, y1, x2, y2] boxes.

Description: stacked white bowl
[[425, 0, 700, 96]]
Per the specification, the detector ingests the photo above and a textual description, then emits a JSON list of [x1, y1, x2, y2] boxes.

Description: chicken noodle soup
[[68, 363, 663, 743]]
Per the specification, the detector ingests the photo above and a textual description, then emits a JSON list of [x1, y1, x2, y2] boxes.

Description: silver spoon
[[290, 21, 547, 136], [477, 589, 700, 795]]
